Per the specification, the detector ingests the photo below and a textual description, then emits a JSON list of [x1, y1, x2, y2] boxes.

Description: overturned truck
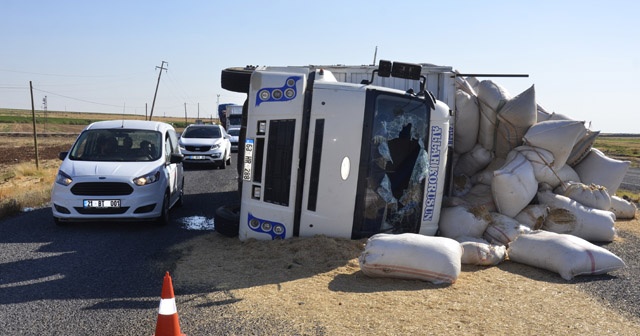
[[219, 61, 455, 240]]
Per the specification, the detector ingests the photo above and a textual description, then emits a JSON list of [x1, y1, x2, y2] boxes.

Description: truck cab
[[221, 61, 453, 240]]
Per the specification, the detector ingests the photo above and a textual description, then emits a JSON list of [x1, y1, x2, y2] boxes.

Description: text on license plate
[[83, 199, 121, 208], [188, 155, 206, 160]]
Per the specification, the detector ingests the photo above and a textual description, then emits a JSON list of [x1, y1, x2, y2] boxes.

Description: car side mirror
[[170, 153, 184, 164], [58, 152, 68, 160]]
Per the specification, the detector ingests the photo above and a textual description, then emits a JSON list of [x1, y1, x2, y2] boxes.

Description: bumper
[[181, 151, 224, 164], [51, 181, 165, 221]]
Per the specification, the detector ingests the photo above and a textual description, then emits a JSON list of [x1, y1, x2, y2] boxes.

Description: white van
[[51, 120, 184, 226]]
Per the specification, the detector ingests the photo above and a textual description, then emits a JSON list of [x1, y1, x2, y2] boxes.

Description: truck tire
[[214, 204, 240, 237], [221, 67, 254, 94]]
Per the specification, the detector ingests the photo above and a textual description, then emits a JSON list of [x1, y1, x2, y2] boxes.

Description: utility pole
[[184, 102, 187, 124], [42, 95, 47, 132], [29, 81, 40, 169], [149, 61, 168, 121]]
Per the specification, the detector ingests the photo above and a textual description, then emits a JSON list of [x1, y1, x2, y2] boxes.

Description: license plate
[[243, 139, 254, 181], [188, 155, 206, 160], [83, 199, 121, 208]]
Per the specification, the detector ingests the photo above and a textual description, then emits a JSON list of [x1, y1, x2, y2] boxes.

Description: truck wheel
[[214, 204, 240, 237], [221, 67, 254, 93]]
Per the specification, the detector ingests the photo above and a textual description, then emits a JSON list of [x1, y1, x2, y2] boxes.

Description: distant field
[[594, 136, 640, 168], [1, 107, 638, 167], [0, 108, 215, 133]]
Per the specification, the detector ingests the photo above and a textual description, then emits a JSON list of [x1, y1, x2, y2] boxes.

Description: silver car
[[179, 124, 232, 168]]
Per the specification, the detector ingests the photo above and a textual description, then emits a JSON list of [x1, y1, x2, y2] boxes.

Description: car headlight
[[211, 144, 220, 149], [55, 170, 73, 186], [133, 170, 161, 186]]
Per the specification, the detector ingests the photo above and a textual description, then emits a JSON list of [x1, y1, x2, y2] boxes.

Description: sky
[[1, 0, 638, 133]]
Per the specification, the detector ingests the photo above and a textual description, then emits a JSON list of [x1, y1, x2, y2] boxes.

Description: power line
[[33, 87, 144, 108]]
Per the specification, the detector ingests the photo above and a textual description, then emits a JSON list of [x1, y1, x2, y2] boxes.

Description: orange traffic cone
[[154, 271, 186, 336]]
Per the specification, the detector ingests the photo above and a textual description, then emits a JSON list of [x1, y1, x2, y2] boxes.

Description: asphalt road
[[621, 167, 640, 192], [0, 155, 242, 335]]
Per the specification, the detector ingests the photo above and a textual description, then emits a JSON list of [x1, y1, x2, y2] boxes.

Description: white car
[[51, 120, 185, 226], [227, 127, 240, 152], [179, 124, 232, 168]]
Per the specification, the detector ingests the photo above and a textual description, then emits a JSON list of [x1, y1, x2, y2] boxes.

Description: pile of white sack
[[359, 77, 637, 284]]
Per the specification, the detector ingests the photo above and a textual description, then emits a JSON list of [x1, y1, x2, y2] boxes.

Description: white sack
[[451, 174, 472, 197], [536, 105, 553, 122], [454, 76, 477, 96], [471, 158, 505, 186], [566, 129, 600, 167], [609, 195, 637, 219], [439, 205, 491, 239], [523, 120, 587, 169], [455, 143, 493, 177], [459, 239, 507, 266], [454, 90, 480, 154], [556, 165, 581, 185], [514, 204, 549, 230], [537, 190, 616, 242], [483, 212, 531, 246], [554, 181, 611, 211], [507, 230, 625, 281], [514, 146, 564, 187], [463, 184, 497, 212], [359, 233, 462, 284], [477, 80, 510, 151], [464, 76, 480, 94], [495, 85, 537, 158], [573, 148, 630, 194], [492, 151, 537, 217]]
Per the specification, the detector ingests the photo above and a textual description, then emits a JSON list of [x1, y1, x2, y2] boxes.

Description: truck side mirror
[[378, 60, 392, 77], [390, 61, 422, 81]]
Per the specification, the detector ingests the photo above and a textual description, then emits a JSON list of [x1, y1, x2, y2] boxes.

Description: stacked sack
[[441, 76, 634, 280], [358, 76, 634, 283]]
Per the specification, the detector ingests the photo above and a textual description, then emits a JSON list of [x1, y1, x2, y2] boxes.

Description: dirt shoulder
[[172, 217, 640, 335]]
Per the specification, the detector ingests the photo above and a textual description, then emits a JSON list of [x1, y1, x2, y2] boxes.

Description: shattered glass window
[[360, 95, 430, 235]]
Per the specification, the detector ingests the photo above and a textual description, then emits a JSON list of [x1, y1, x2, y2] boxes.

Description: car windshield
[[182, 126, 221, 139], [68, 129, 162, 162], [227, 129, 240, 136]]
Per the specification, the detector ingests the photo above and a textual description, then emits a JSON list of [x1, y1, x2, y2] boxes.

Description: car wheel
[[155, 193, 170, 226], [226, 152, 232, 166], [175, 177, 184, 208], [53, 217, 67, 226], [214, 204, 240, 237], [221, 67, 254, 93], [220, 153, 227, 169]]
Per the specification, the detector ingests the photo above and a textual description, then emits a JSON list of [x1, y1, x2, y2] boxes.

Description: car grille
[[71, 182, 134, 196], [185, 145, 211, 152], [74, 207, 130, 215]]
